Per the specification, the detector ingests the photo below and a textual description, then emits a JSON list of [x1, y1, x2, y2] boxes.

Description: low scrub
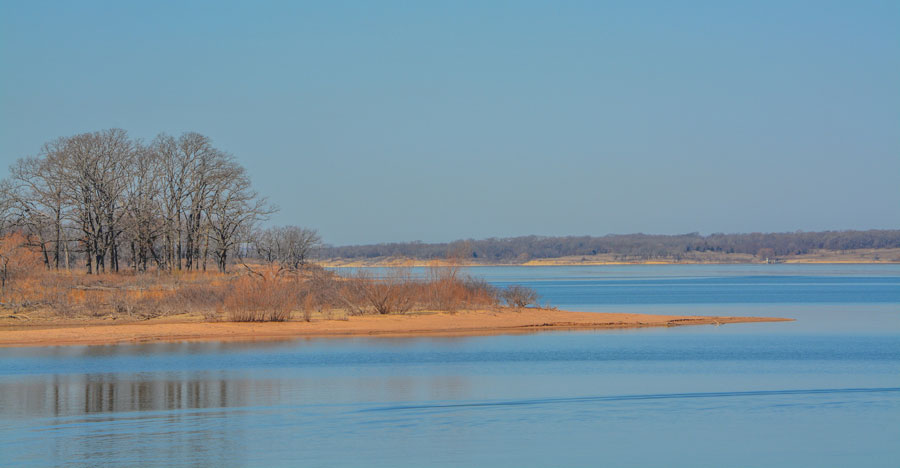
[[0, 237, 539, 322], [500, 285, 540, 308], [333, 266, 505, 315], [222, 272, 297, 322], [339, 269, 416, 315], [421, 266, 499, 312]]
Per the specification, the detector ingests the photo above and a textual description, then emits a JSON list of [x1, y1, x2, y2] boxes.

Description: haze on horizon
[[1, 1, 897, 246]]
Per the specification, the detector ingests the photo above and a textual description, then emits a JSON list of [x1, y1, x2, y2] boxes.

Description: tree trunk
[[201, 224, 210, 271], [53, 210, 62, 269], [63, 237, 70, 271], [85, 239, 93, 275]]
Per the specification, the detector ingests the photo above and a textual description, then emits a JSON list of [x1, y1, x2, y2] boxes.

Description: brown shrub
[[0, 232, 43, 293], [2, 260, 521, 322], [461, 277, 500, 309], [133, 296, 166, 320], [222, 272, 298, 322], [500, 285, 539, 308], [340, 268, 415, 315], [424, 265, 466, 312], [296, 268, 343, 321], [48, 289, 77, 318], [107, 290, 168, 320], [335, 266, 500, 315], [82, 290, 106, 317], [167, 284, 227, 312], [109, 291, 138, 316]]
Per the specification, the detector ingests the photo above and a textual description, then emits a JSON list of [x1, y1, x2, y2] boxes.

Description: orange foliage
[[222, 269, 298, 321], [0, 232, 44, 303], [0, 254, 504, 322]]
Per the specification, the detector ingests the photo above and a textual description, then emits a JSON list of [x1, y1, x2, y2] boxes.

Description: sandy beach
[[0, 309, 791, 348]]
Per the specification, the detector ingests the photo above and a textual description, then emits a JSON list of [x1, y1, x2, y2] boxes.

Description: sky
[[1, 0, 898, 245]]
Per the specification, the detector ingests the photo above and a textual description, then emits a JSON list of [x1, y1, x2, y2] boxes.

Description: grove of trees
[[0, 129, 317, 274], [4, 129, 897, 273]]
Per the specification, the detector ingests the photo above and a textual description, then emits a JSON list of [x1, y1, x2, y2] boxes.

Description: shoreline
[[317, 248, 900, 267], [320, 259, 898, 268], [0, 309, 792, 348]]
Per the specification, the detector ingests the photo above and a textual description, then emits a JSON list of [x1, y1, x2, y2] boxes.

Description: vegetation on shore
[[320, 230, 900, 264], [0, 128, 892, 327], [0, 129, 546, 324], [0, 233, 536, 323], [0, 129, 325, 276]]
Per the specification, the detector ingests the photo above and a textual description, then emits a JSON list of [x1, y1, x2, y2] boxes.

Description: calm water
[[1, 264, 898, 467]]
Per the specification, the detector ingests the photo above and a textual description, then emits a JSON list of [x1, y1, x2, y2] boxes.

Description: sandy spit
[[0, 309, 792, 348]]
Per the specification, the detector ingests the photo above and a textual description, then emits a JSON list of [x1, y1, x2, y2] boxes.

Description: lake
[[1, 264, 898, 467]]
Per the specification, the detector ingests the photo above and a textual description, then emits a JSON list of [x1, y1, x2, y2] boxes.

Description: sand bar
[[0, 309, 792, 348]]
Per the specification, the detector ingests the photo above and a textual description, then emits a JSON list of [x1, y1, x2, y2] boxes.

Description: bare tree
[[180, 133, 219, 270], [500, 285, 539, 308], [122, 142, 164, 271], [206, 164, 273, 272], [1, 129, 279, 274], [279, 226, 321, 270], [251, 225, 321, 270], [251, 227, 279, 263], [4, 139, 71, 269], [58, 129, 135, 273], [153, 133, 247, 271]]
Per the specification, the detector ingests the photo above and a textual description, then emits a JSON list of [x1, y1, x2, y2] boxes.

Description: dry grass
[[332, 265, 504, 315], [222, 269, 297, 322], [420, 265, 498, 312], [0, 235, 534, 323], [0, 240, 236, 320]]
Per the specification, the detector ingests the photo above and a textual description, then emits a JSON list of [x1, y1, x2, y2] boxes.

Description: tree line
[[0, 129, 318, 274], [321, 230, 900, 262]]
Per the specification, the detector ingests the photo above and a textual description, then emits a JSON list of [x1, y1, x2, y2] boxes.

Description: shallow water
[[1, 265, 898, 467]]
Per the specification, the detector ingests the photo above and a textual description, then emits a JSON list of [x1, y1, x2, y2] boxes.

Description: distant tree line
[[0, 129, 318, 274], [320, 230, 900, 262]]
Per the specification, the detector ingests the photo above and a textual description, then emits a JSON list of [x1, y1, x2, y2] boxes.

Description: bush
[[222, 273, 298, 322], [167, 284, 227, 312], [299, 268, 344, 320], [4, 259, 527, 322], [334, 266, 501, 315], [462, 277, 500, 309], [341, 268, 415, 315], [500, 285, 539, 308], [424, 265, 466, 312]]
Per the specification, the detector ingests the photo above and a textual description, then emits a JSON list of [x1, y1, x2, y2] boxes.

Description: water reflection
[[2, 264, 899, 467], [1, 374, 244, 418], [0, 371, 473, 420], [1, 333, 898, 468], [0, 369, 474, 467]]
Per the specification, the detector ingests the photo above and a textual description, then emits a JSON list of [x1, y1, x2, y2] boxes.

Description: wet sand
[[0, 309, 792, 347]]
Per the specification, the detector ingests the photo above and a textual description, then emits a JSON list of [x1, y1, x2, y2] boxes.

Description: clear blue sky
[[1, 0, 897, 245]]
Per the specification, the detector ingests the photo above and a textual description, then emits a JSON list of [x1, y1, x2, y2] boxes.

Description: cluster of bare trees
[[0, 129, 275, 273], [249, 226, 321, 271]]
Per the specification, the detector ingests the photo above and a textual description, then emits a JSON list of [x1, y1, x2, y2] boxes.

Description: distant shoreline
[[318, 248, 900, 268], [0, 309, 792, 348]]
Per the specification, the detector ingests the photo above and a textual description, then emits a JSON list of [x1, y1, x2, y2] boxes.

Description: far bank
[[318, 247, 900, 268]]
